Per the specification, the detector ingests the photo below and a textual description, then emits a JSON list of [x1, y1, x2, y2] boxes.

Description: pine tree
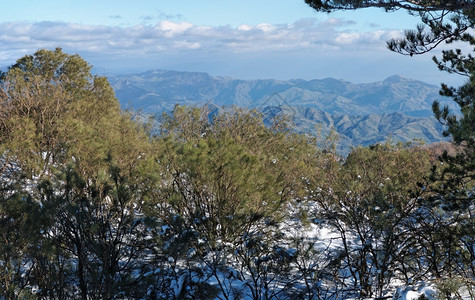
[[0, 49, 157, 298], [304, 1, 474, 295]]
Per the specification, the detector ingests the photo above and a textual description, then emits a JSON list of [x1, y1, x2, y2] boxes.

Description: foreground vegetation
[[0, 49, 473, 299]]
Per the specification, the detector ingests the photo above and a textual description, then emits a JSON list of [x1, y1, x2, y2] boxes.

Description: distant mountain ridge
[[108, 69, 452, 154], [109, 70, 453, 117], [258, 106, 446, 154]]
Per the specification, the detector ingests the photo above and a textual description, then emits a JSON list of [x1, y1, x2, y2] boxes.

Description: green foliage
[[152, 105, 321, 298], [304, 0, 475, 12], [305, 1, 474, 55], [430, 34, 474, 286], [1, 48, 473, 298], [435, 276, 475, 300], [156, 106, 318, 242], [35, 161, 155, 299], [0, 49, 156, 298], [313, 142, 433, 297], [0, 48, 126, 179], [305, 1, 474, 296], [0, 190, 44, 299]]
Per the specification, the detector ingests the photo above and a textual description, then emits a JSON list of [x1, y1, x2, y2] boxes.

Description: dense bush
[[0, 49, 473, 299]]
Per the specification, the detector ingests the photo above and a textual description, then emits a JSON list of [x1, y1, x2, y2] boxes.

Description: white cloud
[[172, 40, 201, 49], [255, 23, 276, 32], [1, 18, 452, 85], [237, 24, 252, 31], [335, 32, 361, 45], [0, 18, 397, 60], [155, 21, 193, 37], [322, 17, 356, 27]]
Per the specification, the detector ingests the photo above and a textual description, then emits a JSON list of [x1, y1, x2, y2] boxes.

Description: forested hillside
[[0, 49, 473, 299], [108, 70, 457, 154], [109, 70, 453, 117]]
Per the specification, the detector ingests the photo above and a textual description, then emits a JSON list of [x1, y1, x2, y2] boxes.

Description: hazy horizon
[[1, 0, 467, 86]]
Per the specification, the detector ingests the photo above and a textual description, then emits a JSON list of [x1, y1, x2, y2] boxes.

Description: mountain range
[[108, 70, 454, 154]]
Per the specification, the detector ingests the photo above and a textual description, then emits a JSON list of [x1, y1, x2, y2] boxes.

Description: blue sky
[[0, 0, 463, 85]]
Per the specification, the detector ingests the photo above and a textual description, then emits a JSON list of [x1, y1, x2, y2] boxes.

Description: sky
[[0, 0, 465, 85]]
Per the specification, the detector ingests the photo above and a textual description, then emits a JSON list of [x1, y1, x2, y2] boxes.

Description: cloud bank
[[0, 18, 398, 60], [0, 18, 455, 85]]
